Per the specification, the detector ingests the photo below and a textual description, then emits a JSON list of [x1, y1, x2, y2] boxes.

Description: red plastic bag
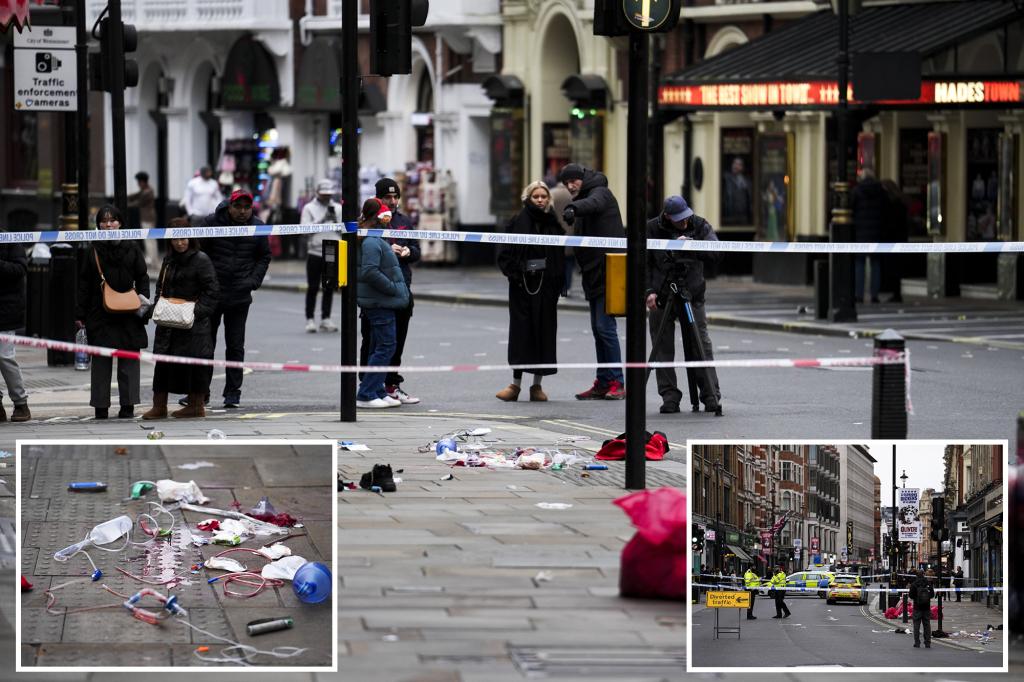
[[884, 601, 938, 619], [595, 431, 669, 461], [613, 487, 686, 601]]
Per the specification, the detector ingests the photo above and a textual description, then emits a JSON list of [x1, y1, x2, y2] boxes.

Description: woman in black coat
[[143, 217, 220, 419], [75, 205, 150, 419], [495, 181, 565, 402]]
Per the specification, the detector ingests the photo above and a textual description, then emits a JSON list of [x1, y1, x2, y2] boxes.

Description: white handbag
[[152, 266, 196, 330]]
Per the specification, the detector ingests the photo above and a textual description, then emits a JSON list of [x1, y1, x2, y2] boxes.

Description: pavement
[[256, 260, 1024, 351], [15, 442, 333, 668]]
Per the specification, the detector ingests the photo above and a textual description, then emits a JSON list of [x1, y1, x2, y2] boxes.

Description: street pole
[[624, 30, 649, 490], [829, 0, 856, 322], [890, 443, 896, 610], [338, 0, 359, 422], [108, 0, 128, 218], [75, 0, 89, 230], [715, 460, 722, 573]]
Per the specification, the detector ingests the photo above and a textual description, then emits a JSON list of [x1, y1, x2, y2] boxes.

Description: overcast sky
[[865, 440, 948, 500]]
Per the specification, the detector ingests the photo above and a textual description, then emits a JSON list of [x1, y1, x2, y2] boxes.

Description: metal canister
[[246, 617, 294, 636]]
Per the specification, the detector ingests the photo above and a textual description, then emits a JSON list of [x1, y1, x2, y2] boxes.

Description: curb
[[859, 597, 997, 654]]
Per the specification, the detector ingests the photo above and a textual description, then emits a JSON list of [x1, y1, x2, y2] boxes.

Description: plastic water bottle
[[292, 561, 332, 604], [435, 437, 457, 457], [74, 328, 90, 371]]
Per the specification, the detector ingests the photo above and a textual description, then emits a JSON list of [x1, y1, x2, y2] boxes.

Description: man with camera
[[645, 195, 722, 415], [301, 179, 343, 333]]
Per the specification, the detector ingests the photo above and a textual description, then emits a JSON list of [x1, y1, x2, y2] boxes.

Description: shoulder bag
[[95, 250, 141, 314], [151, 265, 196, 330]]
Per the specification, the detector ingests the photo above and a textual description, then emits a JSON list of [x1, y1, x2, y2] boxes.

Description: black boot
[[359, 464, 396, 493], [94, 407, 108, 420]]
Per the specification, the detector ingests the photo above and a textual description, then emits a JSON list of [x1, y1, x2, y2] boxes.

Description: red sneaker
[[575, 380, 609, 400], [603, 380, 626, 400]]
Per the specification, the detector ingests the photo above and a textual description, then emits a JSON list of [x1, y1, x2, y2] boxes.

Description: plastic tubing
[[204, 547, 284, 598]]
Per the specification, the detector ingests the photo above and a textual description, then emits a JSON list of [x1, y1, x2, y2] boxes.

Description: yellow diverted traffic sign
[[706, 590, 751, 608]]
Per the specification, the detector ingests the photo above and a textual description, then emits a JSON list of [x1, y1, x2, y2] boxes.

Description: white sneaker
[[319, 319, 338, 332], [380, 395, 402, 407], [387, 386, 420, 405], [356, 398, 391, 409], [305, 319, 317, 333]]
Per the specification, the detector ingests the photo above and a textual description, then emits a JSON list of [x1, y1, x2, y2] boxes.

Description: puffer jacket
[[151, 248, 219, 359], [195, 201, 271, 307], [566, 169, 625, 300], [0, 240, 28, 331], [76, 240, 150, 350], [357, 236, 409, 310], [645, 213, 722, 304]]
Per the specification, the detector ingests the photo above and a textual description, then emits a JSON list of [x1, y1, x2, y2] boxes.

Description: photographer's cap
[[664, 195, 694, 222], [316, 179, 336, 196]]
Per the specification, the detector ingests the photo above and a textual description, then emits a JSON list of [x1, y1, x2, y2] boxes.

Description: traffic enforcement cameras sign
[[13, 26, 77, 112]]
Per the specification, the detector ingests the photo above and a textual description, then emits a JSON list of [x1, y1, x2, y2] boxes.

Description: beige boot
[[142, 392, 168, 420], [172, 393, 206, 418], [529, 385, 548, 402], [495, 384, 521, 402]]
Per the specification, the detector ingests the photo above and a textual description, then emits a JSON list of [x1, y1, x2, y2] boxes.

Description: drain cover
[[509, 646, 685, 677]]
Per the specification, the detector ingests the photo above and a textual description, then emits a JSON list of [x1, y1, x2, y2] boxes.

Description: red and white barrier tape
[[1, 333, 907, 376]]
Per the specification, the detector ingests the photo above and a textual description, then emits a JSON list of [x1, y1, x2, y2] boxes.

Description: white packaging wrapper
[[155, 479, 210, 504], [259, 543, 292, 560], [516, 452, 547, 470], [261, 555, 307, 581], [219, 519, 247, 536], [204, 556, 246, 573]]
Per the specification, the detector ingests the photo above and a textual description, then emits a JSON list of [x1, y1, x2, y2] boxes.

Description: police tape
[[692, 582, 1004, 593], [0, 333, 908, 376], [2, 221, 1023, 254]]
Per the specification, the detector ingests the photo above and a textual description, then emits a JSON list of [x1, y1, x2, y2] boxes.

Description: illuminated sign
[[659, 80, 1023, 108]]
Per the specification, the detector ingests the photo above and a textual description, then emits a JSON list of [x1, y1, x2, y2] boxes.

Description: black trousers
[[648, 299, 721, 408], [209, 303, 250, 401], [913, 607, 931, 645], [305, 255, 334, 320], [774, 590, 791, 617], [747, 589, 757, 618], [360, 293, 413, 387]]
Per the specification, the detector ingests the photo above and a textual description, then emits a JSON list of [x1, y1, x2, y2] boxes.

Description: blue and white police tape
[[691, 582, 1004, 593], [1, 221, 1023, 254]]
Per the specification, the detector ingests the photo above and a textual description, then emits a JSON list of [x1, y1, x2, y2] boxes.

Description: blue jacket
[[358, 236, 409, 309]]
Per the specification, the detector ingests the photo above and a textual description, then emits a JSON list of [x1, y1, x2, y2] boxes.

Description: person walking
[[953, 566, 964, 602], [128, 171, 159, 266], [182, 166, 222, 223], [743, 566, 760, 620], [356, 199, 409, 409], [75, 205, 150, 419], [645, 195, 723, 415], [300, 179, 343, 333], [191, 189, 271, 409], [357, 177, 421, 405], [558, 163, 625, 400], [0, 233, 31, 422], [852, 168, 886, 303], [909, 569, 934, 648], [142, 218, 220, 420], [770, 564, 791, 618], [495, 180, 565, 402]]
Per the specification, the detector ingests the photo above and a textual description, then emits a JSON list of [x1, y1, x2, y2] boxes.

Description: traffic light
[[89, 17, 138, 92], [593, 0, 629, 36], [691, 524, 704, 552], [370, 0, 429, 77], [930, 495, 947, 541]]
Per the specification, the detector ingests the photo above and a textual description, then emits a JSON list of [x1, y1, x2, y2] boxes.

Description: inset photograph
[[16, 439, 336, 671], [688, 440, 1007, 673]]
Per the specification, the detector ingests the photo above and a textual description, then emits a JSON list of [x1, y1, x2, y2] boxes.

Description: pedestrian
[[743, 566, 760, 620], [558, 163, 625, 400], [190, 189, 271, 409], [75, 205, 150, 419], [954, 566, 964, 602], [851, 167, 886, 303], [0, 233, 31, 422], [496, 181, 565, 402], [770, 564, 791, 618], [128, 171, 159, 266], [644, 195, 723, 415], [142, 218, 220, 420], [880, 179, 908, 303], [909, 569, 934, 648], [356, 199, 409, 409], [182, 166, 222, 223], [300, 179, 343, 333], [357, 177, 421, 405]]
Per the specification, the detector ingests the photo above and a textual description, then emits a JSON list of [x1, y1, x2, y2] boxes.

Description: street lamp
[[900, 469, 908, 488]]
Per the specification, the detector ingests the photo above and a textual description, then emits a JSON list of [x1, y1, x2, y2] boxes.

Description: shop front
[[658, 1, 1024, 299]]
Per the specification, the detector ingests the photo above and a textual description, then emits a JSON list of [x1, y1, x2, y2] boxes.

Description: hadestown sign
[[13, 26, 77, 112], [898, 488, 922, 543]]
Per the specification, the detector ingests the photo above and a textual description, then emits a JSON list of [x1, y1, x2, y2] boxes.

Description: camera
[[36, 52, 61, 73]]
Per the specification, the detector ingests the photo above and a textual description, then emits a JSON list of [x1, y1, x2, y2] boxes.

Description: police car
[[827, 573, 868, 605]]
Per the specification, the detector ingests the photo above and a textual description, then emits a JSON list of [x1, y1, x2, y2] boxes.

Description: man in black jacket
[[645, 196, 722, 415], [908, 569, 934, 648], [559, 164, 625, 400], [191, 189, 271, 408], [0, 238, 30, 421]]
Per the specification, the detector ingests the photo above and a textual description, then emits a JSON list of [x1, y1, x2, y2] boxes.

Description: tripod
[[645, 281, 722, 416]]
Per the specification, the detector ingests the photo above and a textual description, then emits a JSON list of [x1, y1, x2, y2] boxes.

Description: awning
[[561, 74, 609, 108], [220, 35, 281, 110], [727, 544, 753, 562], [660, 0, 1023, 110], [482, 74, 525, 107]]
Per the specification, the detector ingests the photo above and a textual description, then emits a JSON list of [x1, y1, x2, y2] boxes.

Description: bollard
[[871, 329, 907, 438], [46, 244, 77, 366], [813, 260, 829, 320]]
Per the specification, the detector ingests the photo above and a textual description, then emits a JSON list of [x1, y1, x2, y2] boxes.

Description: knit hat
[[375, 177, 401, 199], [557, 163, 585, 184], [376, 202, 393, 224], [229, 189, 253, 204]]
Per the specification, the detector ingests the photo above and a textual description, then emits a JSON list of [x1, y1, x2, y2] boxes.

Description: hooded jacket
[[645, 213, 721, 304], [195, 200, 271, 307], [566, 169, 625, 300]]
